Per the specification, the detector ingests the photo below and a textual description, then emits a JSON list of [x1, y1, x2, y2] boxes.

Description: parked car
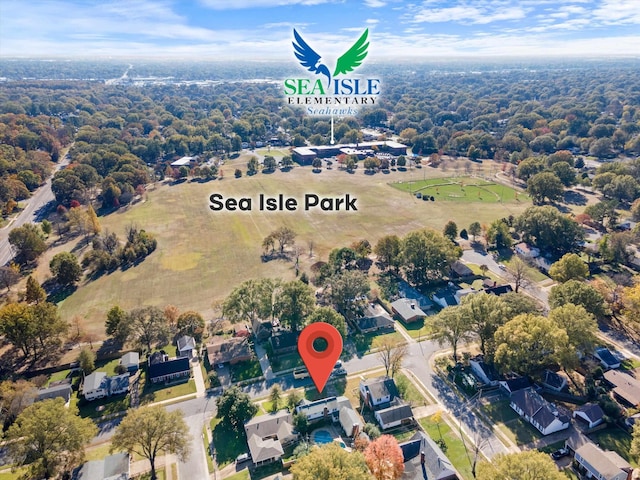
[[550, 448, 569, 460], [498, 263, 507, 270], [236, 453, 251, 463], [332, 368, 347, 377]]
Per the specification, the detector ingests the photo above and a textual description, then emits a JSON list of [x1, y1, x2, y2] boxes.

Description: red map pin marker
[[298, 322, 343, 393]]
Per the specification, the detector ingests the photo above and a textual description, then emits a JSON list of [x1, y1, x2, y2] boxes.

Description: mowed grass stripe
[[58, 167, 531, 336]]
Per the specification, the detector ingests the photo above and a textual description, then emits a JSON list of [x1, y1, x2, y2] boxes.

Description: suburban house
[[147, 352, 191, 384], [509, 388, 570, 435], [82, 372, 130, 401], [400, 431, 460, 480], [484, 284, 513, 296], [573, 403, 605, 429], [360, 377, 400, 411], [595, 347, 621, 370], [233, 324, 251, 338], [206, 337, 253, 366], [251, 317, 272, 341], [573, 442, 632, 480], [73, 452, 130, 480], [339, 404, 362, 438], [391, 298, 426, 323], [396, 280, 434, 311], [603, 369, 640, 407], [269, 331, 298, 355], [374, 402, 414, 430], [356, 303, 395, 333], [244, 410, 297, 466], [541, 370, 567, 392], [295, 396, 353, 421], [514, 242, 540, 259], [35, 382, 72, 406], [431, 287, 459, 309], [454, 288, 477, 305], [170, 156, 194, 167], [176, 335, 196, 358], [119, 352, 139, 374], [499, 375, 532, 395], [450, 261, 473, 278], [469, 356, 500, 386]]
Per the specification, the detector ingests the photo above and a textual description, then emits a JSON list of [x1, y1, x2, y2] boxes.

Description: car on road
[[550, 448, 569, 460], [332, 368, 347, 377], [498, 263, 507, 270]]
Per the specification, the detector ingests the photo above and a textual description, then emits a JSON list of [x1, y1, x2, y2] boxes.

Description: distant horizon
[[1, 0, 639, 60]]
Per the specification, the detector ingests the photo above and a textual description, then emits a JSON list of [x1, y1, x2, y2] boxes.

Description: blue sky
[[0, 0, 639, 59]]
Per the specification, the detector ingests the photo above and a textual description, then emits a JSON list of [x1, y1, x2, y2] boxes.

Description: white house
[[170, 156, 194, 167], [573, 403, 605, 429], [295, 396, 352, 421], [469, 356, 500, 386], [374, 403, 414, 430], [82, 372, 109, 401], [177, 335, 196, 358], [244, 410, 297, 466], [509, 388, 570, 436], [515, 242, 540, 259], [339, 404, 361, 438], [574, 442, 631, 480], [359, 377, 399, 411]]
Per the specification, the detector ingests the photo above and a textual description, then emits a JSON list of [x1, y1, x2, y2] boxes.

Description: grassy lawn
[[396, 316, 432, 340], [502, 256, 549, 282], [76, 393, 130, 419], [420, 415, 474, 480], [354, 331, 405, 354], [85, 443, 116, 461], [230, 358, 263, 382], [255, 148, 291, 157], [480, 400, 519, 424], [391, 177, 529, 203], [589, 428, 638, 467], [225, 471, 250, 480], [140, 379, 196, 405], [48, 368, 73, 385], [203, 426, 214, 474], [396, 373, 430, 406], [622, 357, 640, 370], [211, 417, 249, 468], [269, 351, 304, 372], [132, 468, 166, 480], [0, 467, 29, 480], [497, 419, 541, 446], [53, 167, 531, 339]]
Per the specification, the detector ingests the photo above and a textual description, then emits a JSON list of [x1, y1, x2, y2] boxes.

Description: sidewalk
[[192, 357, 206, 398], [254, 342, 276, 380]]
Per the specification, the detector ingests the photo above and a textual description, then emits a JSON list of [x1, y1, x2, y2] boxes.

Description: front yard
[[419, 415, 474, 480]]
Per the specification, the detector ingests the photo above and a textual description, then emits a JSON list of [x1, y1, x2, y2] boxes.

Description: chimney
[[493, 281, 497, 287], [410, 303, 415, 310], [421, 451, 425, 464]]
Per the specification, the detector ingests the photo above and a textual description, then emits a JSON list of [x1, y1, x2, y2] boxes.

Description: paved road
[[0, 151, 70, 265]]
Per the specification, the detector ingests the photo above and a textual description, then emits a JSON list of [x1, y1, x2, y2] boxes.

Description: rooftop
[[206, 336, 252, 365]]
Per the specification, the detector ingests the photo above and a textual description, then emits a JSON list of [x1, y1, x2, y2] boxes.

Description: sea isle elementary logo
[[284, 28, 382, 116]]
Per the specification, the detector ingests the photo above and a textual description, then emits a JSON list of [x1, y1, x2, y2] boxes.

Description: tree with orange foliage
[[364, 434, 404, 480]]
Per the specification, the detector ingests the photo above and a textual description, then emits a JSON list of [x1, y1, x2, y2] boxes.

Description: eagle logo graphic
[[292, 28, 369, 88]]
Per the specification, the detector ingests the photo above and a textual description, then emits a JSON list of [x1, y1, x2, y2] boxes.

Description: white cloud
[[591, 0, 640, 24], [198, 0, 334, 9], [411, 4, 528, 24], [364, 0, 386, 7], [366, 18, 380, 24]]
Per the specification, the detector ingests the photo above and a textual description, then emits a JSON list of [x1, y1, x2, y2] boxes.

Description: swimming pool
[[313, 430, 332, 444]]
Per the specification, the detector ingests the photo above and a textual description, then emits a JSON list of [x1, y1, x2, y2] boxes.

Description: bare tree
[[308, 240, 315, 258], [507, 256, 532, 293], [377, 338, 408, 378]]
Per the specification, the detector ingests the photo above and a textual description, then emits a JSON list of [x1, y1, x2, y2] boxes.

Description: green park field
[[391, 177, 529, 203], [57, 166, 531, 337]]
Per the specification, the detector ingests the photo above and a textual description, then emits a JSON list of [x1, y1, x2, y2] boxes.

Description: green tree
[[374, 234, 402, 271], [0, 379, 36, 430], [223, 278, 279, 325], [526, 171, 564, 204], [499, 292, 542, 317], [307, 307, 347, 338], [515, 206, 584, 255], [111, 406, 191, 480], [274, 280, 315, 332], [326, 270, 370, 321], [585, 200, 619, 227], [507, 256, 532, 293], [7, 398, 97, 479], [549, 280, 607, 319], [328, 247, 358, 273], [549, 253, 589, 283], [77, 347, 95, 375], [476, 450, 566, 480], [129, 306, 170, 352], [25, 275, 46, 304], [0, 265, 20, 292], [468, 221, 482, 241], [176, 310, 205, 340], [548, 304, 597, 355], [216, 386, 258, 429], [550, 161, 576, 186], [41, 219, 52, 236], [0, 303, 37, 358], [599, 232, 635, 265], [86, 204, 101, 235], [290, 443, 371, 480], [486, 219, 512, 250], [632, 423, 640, 462], [269, 385, 282, 412], [430, 306, 473, 362], [8, 223, 47, 263], [105, 305, 131, 345], [461, 293, 510, 360], [494, 314, 573, 376], [363, 422, 381, 439], [247, 156, 259, 175], [287, 390, 302, 412], [49, 251, 82, 286], [31, 302, 68, 354], [400, 229, 461, 286], [443, 220, 458, 242], [263, 156, 277, 171]]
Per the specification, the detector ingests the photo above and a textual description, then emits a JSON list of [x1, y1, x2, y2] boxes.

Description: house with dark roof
[[360, 377, 399, 411], [573, 403, 605, 429], [109, 374, 130, 396], [499, 375, 531, 395], [269, 331, 298, 355], [574, 442, 631, 480], [510, 388, 570, 435], [469, 356, 500, 386], [176, 335, 196, 358], [356, 303, 395, 333], [595, 347, 621, 370], [450, 261, 473, 278], [147, 352, 191, 384], [400, 431, 459, 480], [375, 402, 414, 430], [244, 410, 297, 466], [119, 352, 139, 374], [73, 452, 130, 480], [603, 369, 640, 407], [36, 382, 73, 405], [484, 284, 513, 296], [206, 337, 253, 366], [431, 288, 459, 309], [251, 317, 272, 341], [391, 298, 426, 323], [541, 370, 567, 392]]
